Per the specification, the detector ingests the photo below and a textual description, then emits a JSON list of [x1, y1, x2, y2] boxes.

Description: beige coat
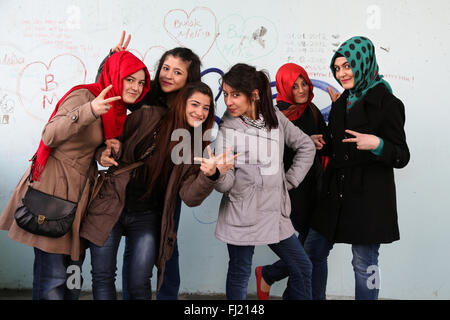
[[0, 89, 103, 261]]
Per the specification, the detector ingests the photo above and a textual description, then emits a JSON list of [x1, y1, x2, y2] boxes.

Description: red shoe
[[255, 266, 270, 300]]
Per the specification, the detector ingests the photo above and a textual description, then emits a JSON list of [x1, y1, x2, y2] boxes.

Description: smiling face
[[122, 69, 146, 104], [185, 91, 211, 127], [333, 57, 355, 90], [159, 55, 190, 93], [222, 82, 258, 119], [292, 76, 310, 104]]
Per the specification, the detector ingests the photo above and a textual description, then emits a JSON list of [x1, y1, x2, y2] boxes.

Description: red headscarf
[[276, 63, 314, 121], [31, 51, 151, 181]]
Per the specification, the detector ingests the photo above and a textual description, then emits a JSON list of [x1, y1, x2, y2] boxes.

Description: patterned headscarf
[[330, 36, 392, 109]]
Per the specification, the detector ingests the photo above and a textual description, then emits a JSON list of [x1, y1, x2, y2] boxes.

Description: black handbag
[[14, 167, 91, 238]]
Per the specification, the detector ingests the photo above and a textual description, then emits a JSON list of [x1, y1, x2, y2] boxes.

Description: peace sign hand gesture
[[194, 146, 240, 176], [342, 129, 381, 150], [90, 85, 122, 117], [327, 86, 341, 103], [112, 30, 131, 53]]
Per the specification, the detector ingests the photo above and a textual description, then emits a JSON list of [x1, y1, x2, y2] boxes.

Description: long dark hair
[[138, 81, 215, 198], [221, 63, 278, 129], [140, 47, 202, 108]]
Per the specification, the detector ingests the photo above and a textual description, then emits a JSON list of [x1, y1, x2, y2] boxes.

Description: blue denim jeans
[[302, 228, 380, 300], [262, 229, 331, 299], [302, 228, 333, 300], [351, 243, 380, 300], [89, 210, 161, 300], [155, 239, 180, 299], [226, 234, 312, 300], [156, 197, 182, 300], [32, 248, 84, 300], [261, 230, 314, 300], [122, 197, 182, 300]]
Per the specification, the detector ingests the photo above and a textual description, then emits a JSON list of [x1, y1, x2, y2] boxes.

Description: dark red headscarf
[[276, 63, 314, 121], [31, 51, 151, 181]]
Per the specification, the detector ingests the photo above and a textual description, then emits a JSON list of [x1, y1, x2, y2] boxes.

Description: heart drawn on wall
[[128, 46, 168, 74], [163, 7, 218, 60], [16, 54, 87, 122], [216, 14, 279, 65]]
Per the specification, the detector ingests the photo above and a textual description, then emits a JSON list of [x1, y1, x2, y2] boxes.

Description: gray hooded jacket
[[214, 109, 316, 245]]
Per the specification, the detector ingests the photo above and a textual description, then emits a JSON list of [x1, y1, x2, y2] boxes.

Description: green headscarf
[[330, 36, 392, 110]]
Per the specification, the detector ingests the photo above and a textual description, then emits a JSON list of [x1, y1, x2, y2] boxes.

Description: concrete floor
[[0, 289, 352, 300], [0, 289, 269, 300]]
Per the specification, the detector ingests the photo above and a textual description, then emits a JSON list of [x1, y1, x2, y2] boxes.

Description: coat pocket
[[257, 167, 282, 213], [224, 184, 257, 227], [85, 172, 128, 219]]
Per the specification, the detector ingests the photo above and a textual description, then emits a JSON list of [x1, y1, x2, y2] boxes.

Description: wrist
[[90, 102, 99, 119], [207, 167, 220, 181], [371, 137, 384, 156]]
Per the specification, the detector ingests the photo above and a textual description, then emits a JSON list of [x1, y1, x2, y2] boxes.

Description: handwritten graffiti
[[16, 54, 87, 122], [0, 44, 26, 67], [1, 53, 25, 66], [217, 15, 278, 64], [164, 7, 218, 60], [128, 46, 168, 74], [0, 93, 15, 125], [0, 94, 15, 114]]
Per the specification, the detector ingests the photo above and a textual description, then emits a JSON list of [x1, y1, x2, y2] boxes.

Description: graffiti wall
[[0, 0, 449, 299]]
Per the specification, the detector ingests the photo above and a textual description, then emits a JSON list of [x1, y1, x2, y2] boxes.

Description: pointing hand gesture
[[311, 134, 326, 150], [342, 129, 381, 150], [91, 85, 122, 117], [194, 146, 240, 176], [112, 30, 131, 53]]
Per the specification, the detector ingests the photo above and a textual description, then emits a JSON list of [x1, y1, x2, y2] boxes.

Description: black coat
[[278, 101, 328, 239], [310, 83, 410, 244]]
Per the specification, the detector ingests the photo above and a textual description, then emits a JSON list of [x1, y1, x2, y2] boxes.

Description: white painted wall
[[0, 0, 449, 299]]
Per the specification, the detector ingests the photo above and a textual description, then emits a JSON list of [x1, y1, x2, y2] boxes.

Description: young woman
[[214, 63, 316, 300], [80, 81, 236, 299], [255, 63, 328, 300], [97, 31, 202, 299], [0, 51, 150, 300], [97, 32, 201, 111], [307, 36, 410, 300]]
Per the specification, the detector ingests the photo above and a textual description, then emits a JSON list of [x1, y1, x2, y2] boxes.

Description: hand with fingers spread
[[100, 139, 121, 167], [311, 134, 326, 150], [216, 147, 241, 175], [112, 30, 131, 53], [194, 146, 240, 176], [342, 129, 381, 150], [90, 85, 122, 117], [327, 86, 341, 103]]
